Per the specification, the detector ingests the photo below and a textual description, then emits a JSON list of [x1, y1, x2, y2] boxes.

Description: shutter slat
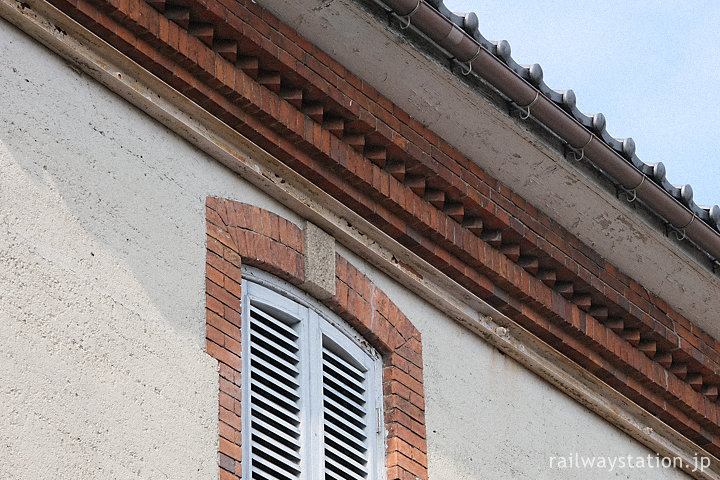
[[250, 353, 300, 388], [325, 442, 368, 474], [323, 403, 367, 440], [251, 467, 287, 480], [323, 393, 366, 429], [251, 379, 300, 419], [251, 305, 299, 339], [325, 433, 367, 468], [252, 442, 302, 474], [322, 356, 365, 393], [323, 379, 366, 415], [249, 333, 299, 374], [251, 466, 289, 480], [250, 310, 298, 351], [251, 451, 299, 480], [324, 420, 368, 454], [251, 427, 302, 462], [250, 401, 300, 435], [250, 317, 299, 355], [250, 326, 299, 362], [252, 415, 302, 448], [322, 347, 365, 381], [250, 360, 301, 400], [325, 453, 367, 479]]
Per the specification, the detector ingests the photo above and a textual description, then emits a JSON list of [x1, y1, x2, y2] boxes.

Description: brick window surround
[[205, 197, 428, 480]]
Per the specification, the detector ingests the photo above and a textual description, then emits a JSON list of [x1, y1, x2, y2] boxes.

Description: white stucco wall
[[338, 246, 694, 480], [0, 12, 696, 480], [0, 18, 300, 479]]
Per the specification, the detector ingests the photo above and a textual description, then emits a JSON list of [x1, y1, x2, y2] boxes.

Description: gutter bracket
[[508, 92, 540, 120], [665, 222, 689, 242], [564, 134, 595, 163], [564, 143, 585, 164], [460, 47, 482, 76], [615, 175, 646, 203], [398, 0, 421, 29]]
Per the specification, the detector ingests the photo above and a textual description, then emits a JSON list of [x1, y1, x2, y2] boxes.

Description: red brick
[[386, 422, 426, 450], [219, 438, 242, 461], [220, 376, 243, 400], [206, 295, 224, 316], [206, 324, 225, 347], [224, 275, 242, 300], [206, 264, 224, 287], [208, 341, 242, 371], [218, 362, 240, 383], [386, 451, 426, 478], [219, 469, 239, 480], [219, 420, 239, 443], [207, 278, 241, 310]]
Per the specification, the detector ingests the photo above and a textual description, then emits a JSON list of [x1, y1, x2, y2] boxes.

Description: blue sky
[[443, 0, 720, 207]]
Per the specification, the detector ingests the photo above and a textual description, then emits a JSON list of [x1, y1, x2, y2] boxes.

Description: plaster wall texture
[[0, 19, 300, 479], [0, 11, 695, 480], [338, 244, 694, 480]]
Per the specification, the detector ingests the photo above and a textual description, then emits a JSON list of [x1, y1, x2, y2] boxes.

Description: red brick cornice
[[49, 0, 720, 455], [206, 198, 428, 479]]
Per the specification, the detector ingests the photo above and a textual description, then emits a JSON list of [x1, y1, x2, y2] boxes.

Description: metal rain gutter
[[380, 0, 720, 264]]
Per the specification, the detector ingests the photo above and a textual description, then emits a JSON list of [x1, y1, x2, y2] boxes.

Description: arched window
[[241, 269, 384, 480]]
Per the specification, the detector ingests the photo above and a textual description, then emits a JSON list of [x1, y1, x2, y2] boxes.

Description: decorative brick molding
[[205, 197, 428, 480], [45, 0, 720, 454]]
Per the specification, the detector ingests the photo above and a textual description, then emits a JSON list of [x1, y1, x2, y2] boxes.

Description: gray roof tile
[[418, 0, 720, 234]]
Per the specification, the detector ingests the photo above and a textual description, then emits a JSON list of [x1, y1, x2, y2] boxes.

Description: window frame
[[240, 267, 385, 480]]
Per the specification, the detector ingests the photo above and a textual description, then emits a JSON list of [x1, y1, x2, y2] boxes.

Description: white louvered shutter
[[321, 340, 371, 480], [242, 273, 383, 480], [246, 299, 303, 480]]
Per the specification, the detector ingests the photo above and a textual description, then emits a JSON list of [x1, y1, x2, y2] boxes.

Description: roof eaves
[[371, 0, 720, 269]]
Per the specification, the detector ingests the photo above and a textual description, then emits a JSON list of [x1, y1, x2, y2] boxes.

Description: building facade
[[2, 0, 720, 479]]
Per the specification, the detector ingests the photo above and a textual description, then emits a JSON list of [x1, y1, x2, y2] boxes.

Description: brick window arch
[[205, 197, 428, 480]]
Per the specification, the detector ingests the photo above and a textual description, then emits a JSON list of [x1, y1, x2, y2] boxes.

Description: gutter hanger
[[382, 0, 720, 264]]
